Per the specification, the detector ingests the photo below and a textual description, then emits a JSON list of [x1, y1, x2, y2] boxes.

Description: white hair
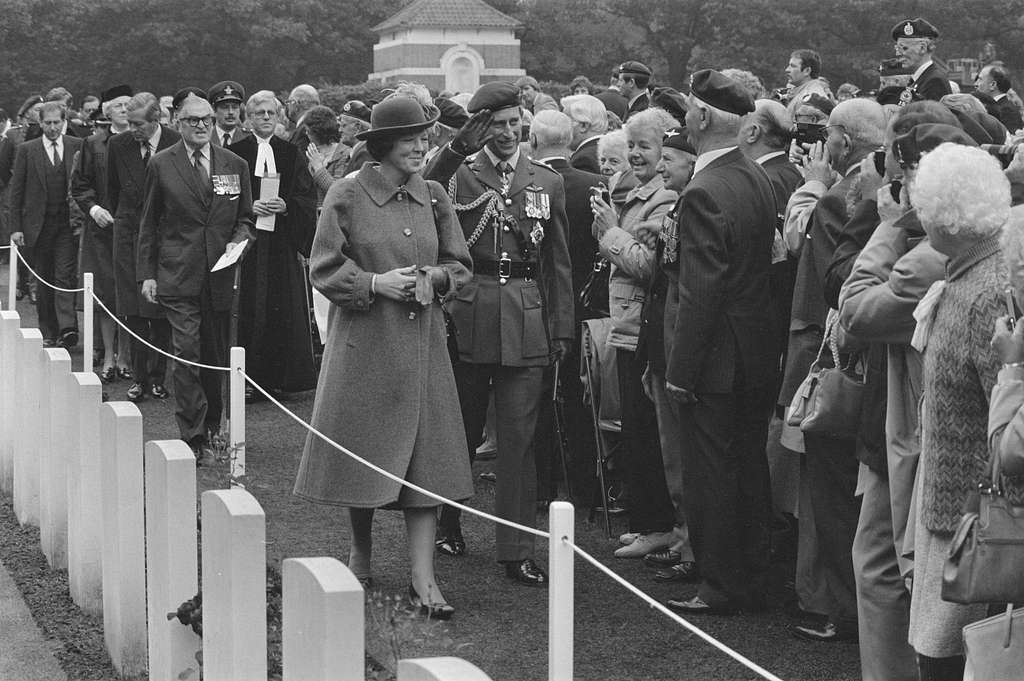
[[560, 94, 608, 135], [597, 129, 627, 160], [246, 90, 282, 115], [624, 107, 680, 143], [911, 143, 1010, 238], [531, 110, 572, 147], [829, 99, 886, 149]]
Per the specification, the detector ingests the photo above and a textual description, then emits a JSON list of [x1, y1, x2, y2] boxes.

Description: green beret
[[467, 82, 520, 114]]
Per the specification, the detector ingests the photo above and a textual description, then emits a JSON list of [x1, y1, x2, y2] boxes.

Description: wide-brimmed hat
[[355, 97, 438, 141]]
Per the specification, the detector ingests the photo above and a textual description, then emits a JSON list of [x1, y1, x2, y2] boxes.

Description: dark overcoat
[[71, 127, 116, 305], [293, 166, 474, 508]]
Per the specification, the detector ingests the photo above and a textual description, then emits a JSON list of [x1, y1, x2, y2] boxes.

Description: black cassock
[[228, 134, 317, 392]]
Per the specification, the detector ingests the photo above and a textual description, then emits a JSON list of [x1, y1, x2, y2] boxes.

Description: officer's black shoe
[[504, 558, 547, 586]]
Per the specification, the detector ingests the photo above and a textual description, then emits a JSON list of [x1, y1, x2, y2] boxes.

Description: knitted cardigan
[[920, 235, 1024, 533]]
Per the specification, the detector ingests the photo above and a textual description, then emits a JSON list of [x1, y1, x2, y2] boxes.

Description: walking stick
[[581, 324, 612, 538], [551, 359, 574, 501]]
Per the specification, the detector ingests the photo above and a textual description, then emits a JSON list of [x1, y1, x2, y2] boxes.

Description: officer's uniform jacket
[[426, 146, 573, 368]]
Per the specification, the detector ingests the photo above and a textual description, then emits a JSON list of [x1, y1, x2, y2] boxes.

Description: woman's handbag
[[579, 254, 610, 317], [786, 311, 866, 438], [942, 448, 1024, 604], [962, 605, 1024, 681]]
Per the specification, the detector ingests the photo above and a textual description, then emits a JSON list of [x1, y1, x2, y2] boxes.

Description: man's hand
[[858, 151, 886, 199], [993, 315, 1024, 364], [10, 231, 24, 248], [253, 198, 287, 216], [633, 225, 660, 250], [876, 183, 905, 223], [90, 206, 114, 228], [665, 381, 698, 405], [374, 265, 417, 302], [802, 141, 835, 186], [141, 279, 158, 304], [450, 110, 494, 157], [305, 144, 327, 173], [551, 339, 572, 363]]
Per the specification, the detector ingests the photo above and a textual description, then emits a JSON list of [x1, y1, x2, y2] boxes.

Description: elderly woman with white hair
[[596, 129, 628, 177], [908, 142, 1024, 680], [590, 106, 679, 559]]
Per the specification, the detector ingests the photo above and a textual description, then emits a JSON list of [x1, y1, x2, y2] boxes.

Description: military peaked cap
[[208, 81, 245, 106], [892, 18, 940, 40]]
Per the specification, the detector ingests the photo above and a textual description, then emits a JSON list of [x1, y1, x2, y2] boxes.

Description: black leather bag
[[579, 254, 610, 317]]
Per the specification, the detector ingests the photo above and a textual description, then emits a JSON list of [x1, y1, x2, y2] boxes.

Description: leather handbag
[[943, 449, 1024, 605], [962, 605, 1024, 681], [580, 254, 610, 317]]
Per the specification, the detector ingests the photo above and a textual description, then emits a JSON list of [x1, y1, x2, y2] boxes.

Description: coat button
[[505, 198, 512, 205], [499, 277, 507, 286], [403, 228, 412, 237], [503, 226, 510, 232], [408, 311, 416, 319]]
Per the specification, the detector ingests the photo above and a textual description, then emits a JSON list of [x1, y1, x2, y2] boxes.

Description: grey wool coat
[[293, 165, 475, 508]]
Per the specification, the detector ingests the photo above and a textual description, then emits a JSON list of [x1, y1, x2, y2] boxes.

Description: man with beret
[[661, 70, 777, 615], [425, 81, 573, 586], [339, 100, 373, 176], [892, 18, 951, 104], [783, 50, 831, 118], [617, 61, 652, 122], [426, 97, 468, 164], [209, 81, 249, 147]]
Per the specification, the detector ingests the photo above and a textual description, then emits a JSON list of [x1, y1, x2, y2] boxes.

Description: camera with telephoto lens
[[793, 122, 828, 147]]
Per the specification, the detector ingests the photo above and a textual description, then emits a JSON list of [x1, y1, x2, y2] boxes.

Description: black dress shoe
[[643, 549, 682, 568], [653, 561, 699, 583], [58, 328, 79, 349], [504, 558, 547, 586], [126, 382, 145, 402], [150, 383, 169, 399], [408, 584, 455, 620], [435, 532, 466, 557], [665, 595, 739, 616], [791, 622, 855, 643]]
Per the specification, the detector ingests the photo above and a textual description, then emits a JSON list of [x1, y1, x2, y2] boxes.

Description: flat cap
[[893, 123, 976, 168], [651, 86, 687, 124], [892, 18, 939, 40], [100, 84, 133, 104], [208, 81, 244, 106], [689, 69, 755, 116], [662, 126, 696, 154], [172, 87, 208, 110], [434, 97, 469, 129], [340, 99, 372, 123], [618, 61, 652, 78], [467, 81, 520, 114]]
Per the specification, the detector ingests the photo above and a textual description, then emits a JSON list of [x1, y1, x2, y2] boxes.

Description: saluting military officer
[[425, 81, 573, 586]]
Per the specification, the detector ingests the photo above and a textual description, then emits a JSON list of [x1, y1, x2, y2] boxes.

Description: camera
[[590, 185, 610, 204], [793, 122, 828, 147]]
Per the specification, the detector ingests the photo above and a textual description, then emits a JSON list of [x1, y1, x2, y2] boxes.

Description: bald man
[[285, 84, 320, 149]]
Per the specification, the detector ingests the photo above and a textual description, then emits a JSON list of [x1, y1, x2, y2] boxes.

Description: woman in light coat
[[293, 96, 473, 619]]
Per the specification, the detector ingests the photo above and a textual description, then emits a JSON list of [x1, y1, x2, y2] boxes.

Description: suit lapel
[[169, 142, 207, 208], [33, 140, 47, 188], [470, 154, 504, 194], [508, 153, 535, 197]]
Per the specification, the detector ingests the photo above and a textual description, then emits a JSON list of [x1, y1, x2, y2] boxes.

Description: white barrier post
[[7, 239, 16, 312], [202, 489, 266, 681], [0, 310, 20, 495], [83, 272, 94, 375], [282, 558, 363, 681], [229, 346, 245, 483], [99, 402, 148, 677], [14, 328, 42, 526], [39, 347, 71, 569], [397, 659, 495, 681], [67, 371, 104, 615], [548, 501, 574, 681], [145, 440, 201, 681]]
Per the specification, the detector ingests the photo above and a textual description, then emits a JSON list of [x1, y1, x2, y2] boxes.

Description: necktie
[[51, 142, 61, 166], [222, 132, 230, 147], [141, 141, 151, 163], [193, 149, 209, 185], [498, 161, 513, 191]]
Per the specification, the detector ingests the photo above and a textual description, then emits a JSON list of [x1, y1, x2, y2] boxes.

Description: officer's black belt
[[476, 260, 537, 279]]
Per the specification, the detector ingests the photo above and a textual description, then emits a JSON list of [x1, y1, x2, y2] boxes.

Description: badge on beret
[[212, 174, 241, 195], [903, 22, 914, 36]]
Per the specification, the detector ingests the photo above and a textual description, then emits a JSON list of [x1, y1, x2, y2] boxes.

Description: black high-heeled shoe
[[408, 584, 455, 620]]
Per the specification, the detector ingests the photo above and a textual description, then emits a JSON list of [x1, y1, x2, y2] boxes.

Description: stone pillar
[[14, 328, 43, 526], [38, 347, 71, 569], [67, 371, 104, 615]]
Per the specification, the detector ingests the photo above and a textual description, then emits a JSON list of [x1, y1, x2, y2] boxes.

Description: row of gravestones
[[0, 308, 493, 681]]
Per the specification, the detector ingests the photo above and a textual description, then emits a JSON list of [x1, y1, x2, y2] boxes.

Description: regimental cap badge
[[224, 85, 234, 96], [903, 22, 914, 36], [664, 129, 680, 138]]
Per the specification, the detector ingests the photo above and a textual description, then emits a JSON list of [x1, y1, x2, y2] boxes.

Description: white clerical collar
[[693, 146, 736, 176], [912, 61, 933, 83], [484, 145, 520, 171], [254, 134, 277, 176], [755, 150, 786, 165]]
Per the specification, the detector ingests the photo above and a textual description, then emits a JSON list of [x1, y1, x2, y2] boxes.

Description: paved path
[[0, 558, 67, 681]]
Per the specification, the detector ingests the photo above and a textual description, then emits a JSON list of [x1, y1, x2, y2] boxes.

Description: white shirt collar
[[184, 142, 210, 163], [483, 145, 520, 172], [995, 92, 1007, 102], [215, 126, 235, 143], [911, 60, 933, 83], [628, 91, 645, 109], [47, 135, 64, 154], [692, 146, 736, 176], [537, 155, 566, 163], [146, 126, 162, 151], [575, 134, 602, 150], [755, 150, 786, 165]]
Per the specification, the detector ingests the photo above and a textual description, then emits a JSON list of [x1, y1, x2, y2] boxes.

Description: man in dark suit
[[976, 64, 1024, 133], [617, 61, 651, 122], [595, 69, 628, 121], [661, 71, 777, 615], [285, 84, 319, 151], [528, 109, 605, 509], [425, 82, 573, 586], [9, 101, 84, 346], [561, 94, 607, 175], [228, 90, 317, 401], [137, 94, 254, 458], [891, 18, 952, 104], [107, 92, 180, 400], [208, 81, 250, 148]]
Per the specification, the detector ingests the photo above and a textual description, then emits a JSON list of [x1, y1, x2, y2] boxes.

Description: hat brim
[[355, 115, 438, 141], [214, 97, 243, 105]]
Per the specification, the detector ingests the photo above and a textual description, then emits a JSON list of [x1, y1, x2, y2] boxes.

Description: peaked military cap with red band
[[688, 69, 756, 116], [467, 82, 520, 114], [891, 17, 940, 40]]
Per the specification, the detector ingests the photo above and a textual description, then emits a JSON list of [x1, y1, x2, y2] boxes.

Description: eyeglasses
[[251, 110, 277, 119], [179, 116, 213, 129]]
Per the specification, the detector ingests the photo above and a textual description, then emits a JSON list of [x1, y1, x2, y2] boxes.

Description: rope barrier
[[90, 295, 231, 372], [0, 244, 10, 250], [14, 248, 86, 293], [239, 367, 551, 540], [566, 540, 786, 681]]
